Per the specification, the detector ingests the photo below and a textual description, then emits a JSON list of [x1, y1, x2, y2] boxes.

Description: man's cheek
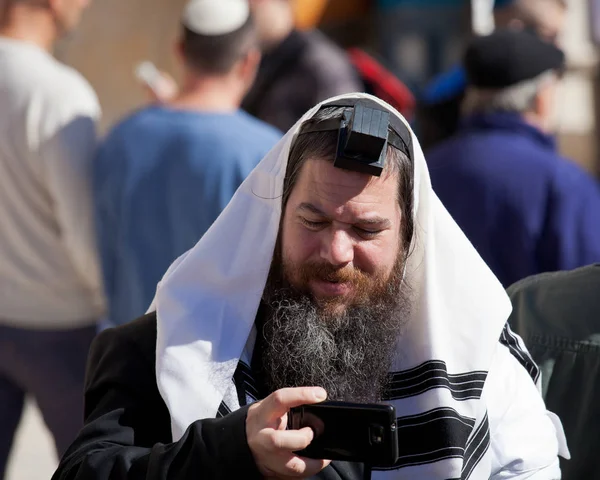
[[281, 260, 302, 289]]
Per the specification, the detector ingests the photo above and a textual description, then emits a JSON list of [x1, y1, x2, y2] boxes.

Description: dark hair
[[181, 17, 257, 75], [283, 107, 415, 256]]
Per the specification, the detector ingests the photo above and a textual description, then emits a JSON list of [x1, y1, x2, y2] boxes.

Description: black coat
[[507, 265, 600, 480], [51, 313, 364, 480], [241, 30, 361, 133]]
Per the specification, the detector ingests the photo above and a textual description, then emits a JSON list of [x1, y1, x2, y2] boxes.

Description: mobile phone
[[134, 61, 162, 94], [287, 401, 399, 467]]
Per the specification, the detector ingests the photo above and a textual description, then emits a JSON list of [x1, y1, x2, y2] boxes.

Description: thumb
[[263, 387, 327, 421]]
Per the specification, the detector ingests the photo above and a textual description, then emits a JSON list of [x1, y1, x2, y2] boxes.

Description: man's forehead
[[290, 158, 399, 214]]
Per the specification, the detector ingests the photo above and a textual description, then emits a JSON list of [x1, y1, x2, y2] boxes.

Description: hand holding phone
[[246, 387, 331, 478], [134, 61, 178, 104], [288, 401, 399, 468]]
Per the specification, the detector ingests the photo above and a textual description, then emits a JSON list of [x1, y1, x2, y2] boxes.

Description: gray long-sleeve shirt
[[0, 37, 105, 328]]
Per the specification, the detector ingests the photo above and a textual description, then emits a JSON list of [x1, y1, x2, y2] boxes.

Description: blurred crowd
[[0, 0, 599, 478]]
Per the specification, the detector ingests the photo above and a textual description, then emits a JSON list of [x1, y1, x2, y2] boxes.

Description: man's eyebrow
[[356, 217, 392, 227], [297, 203, 326, 216], [297, 203, 391, 227]]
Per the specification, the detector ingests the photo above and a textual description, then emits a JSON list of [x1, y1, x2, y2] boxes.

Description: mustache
[[297, 262, 370, 285]]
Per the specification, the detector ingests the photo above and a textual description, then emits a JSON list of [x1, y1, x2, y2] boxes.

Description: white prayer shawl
[[152, 94, 568, 479]]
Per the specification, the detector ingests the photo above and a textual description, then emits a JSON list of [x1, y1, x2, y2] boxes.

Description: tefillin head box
[[334, 102, 390, 177]]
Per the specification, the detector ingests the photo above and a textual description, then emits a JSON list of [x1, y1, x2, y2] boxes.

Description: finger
[[263, 387, 327, 420], [283, 456, 330, 477], [157, 69, 173, 79], [269, 427, 314, 452]]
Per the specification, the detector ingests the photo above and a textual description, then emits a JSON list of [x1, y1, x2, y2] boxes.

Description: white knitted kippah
[[182, 0, 250, 36]]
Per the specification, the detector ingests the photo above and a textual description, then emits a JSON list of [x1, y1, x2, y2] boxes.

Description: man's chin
[[316, 299, 348, 317], [311, 293, 355, 320], [310, 279, 353, 298]]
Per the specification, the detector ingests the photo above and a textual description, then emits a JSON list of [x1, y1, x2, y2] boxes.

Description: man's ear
[[174, 38, 185, 64], [532, 80, 556, 130], [239, 47, 261, 84], [532, 89, 544, 118]]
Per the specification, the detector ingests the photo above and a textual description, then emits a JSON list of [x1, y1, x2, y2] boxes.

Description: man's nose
[[321, 229, 354, 266]]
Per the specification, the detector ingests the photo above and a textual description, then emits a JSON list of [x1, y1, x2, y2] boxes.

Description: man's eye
[[301, 218, 326, 229], [354, 227, 382, 238]]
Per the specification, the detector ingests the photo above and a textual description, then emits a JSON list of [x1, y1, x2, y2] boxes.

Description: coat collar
[[461, 112, 557, 151]]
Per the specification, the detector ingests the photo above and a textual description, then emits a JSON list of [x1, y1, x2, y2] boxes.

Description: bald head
[[494, 0, 567, 44], [248, 0, 294, 49]]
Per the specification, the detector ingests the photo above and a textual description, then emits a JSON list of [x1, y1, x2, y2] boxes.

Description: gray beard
[[259, 281, 411, 403]]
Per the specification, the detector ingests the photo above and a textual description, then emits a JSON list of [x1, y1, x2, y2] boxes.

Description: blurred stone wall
[[553, 0, 598, 174], [55, 0, 187, 134]]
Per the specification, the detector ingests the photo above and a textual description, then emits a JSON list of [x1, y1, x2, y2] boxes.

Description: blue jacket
[[94, 107, 281, 327], [426, 112, 600, 287]]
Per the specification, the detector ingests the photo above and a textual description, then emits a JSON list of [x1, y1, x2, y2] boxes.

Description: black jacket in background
[[51, 313, 364, 480], [242, 29, 362, 133], [508, 264, 600, 480]]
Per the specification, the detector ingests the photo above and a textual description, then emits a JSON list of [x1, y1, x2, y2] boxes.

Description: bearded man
[[52, 94, 568, 480]]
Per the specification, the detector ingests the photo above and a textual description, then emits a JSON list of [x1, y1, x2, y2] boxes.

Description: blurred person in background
[[418, 0, 567, 151], [507, 264, 600, 480], [0, 0, 104, 475], [376, 0, 467, 93], [241, 0, 362, 131], [427, 29, 600, 288], [94, 0, 281, 328], [147, 0, 362, 132]]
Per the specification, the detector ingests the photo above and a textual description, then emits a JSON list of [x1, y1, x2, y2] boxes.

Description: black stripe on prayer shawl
[[233, 361, 259, 406], [461, 412, 490, 480], [216, 401, 232, 418], [223, 361, 487, 473], [383, 360, 487, 402], [500, 323, 541, 384], [373, 407, 476, 471]]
